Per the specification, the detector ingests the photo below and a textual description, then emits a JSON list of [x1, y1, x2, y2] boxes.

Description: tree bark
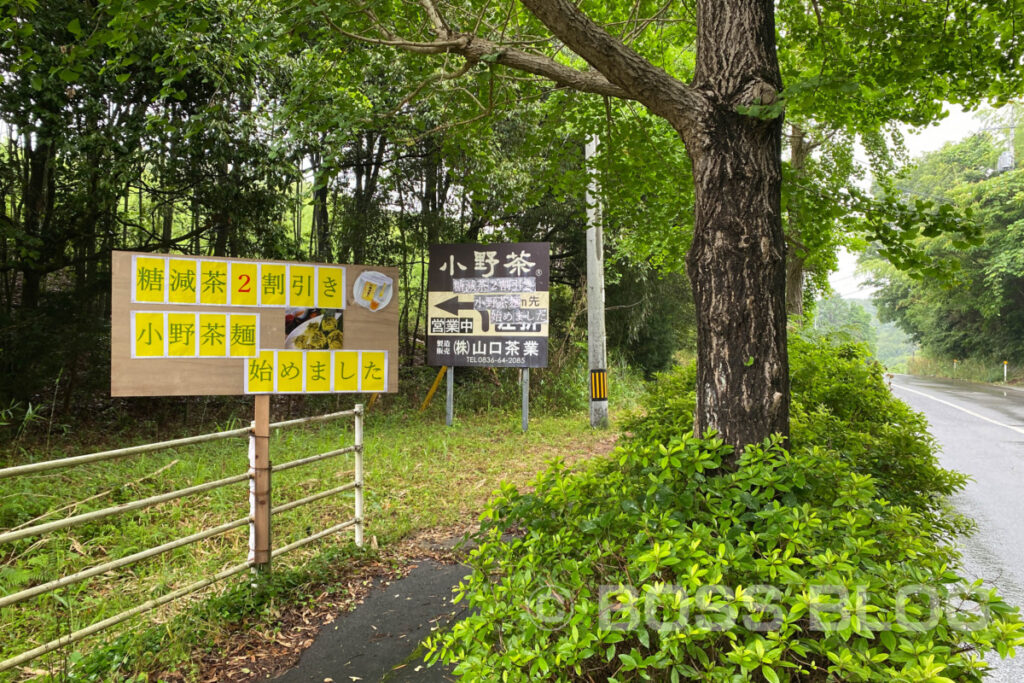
[[680, 0, 789, 454], [372, 0, 792, 454], [516, 0, 791, 454]]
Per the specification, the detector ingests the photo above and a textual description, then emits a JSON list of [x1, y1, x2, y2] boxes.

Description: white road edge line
[[894, 383, 1024, 436]]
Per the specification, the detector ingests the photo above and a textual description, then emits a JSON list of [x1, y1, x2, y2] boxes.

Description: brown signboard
[[427, 242, 550, 368], [111, 251, 398, 396]]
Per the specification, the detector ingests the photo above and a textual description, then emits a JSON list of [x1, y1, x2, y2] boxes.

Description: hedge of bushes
[[427, 336, 1023, 681]]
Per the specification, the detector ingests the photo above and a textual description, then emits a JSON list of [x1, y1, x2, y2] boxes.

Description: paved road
[[891, 374, 1024, 681], [267, 560, 467, 682]]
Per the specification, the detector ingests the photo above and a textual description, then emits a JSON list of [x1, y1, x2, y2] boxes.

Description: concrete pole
[[586, 138, 609, 428]]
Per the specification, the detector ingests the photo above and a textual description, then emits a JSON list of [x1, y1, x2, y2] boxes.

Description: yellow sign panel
[[318, 267, 345, 309], [230, 262, 258, 306], [261, 264, 287, 306], [334, 351, 359, 392], [361, 351, 387, 392], [229, 314, 259, 357], [113, 251, 398, 397], [245, 351, 276, 393], [129, 256, 352, 309], [242, 350, 388, 394], [276, 351, 304, 392], [289, 265, 316, 308], [133, 312, 165, 357], [168, 259, 198, 304], [305, 351, 332, 392], [198, 313, 227, 357], [199, 261, 229, 305], [134, 257, 166, 303], [167, 313, 197, 357]]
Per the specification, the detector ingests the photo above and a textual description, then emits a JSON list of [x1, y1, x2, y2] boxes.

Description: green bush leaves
[[427, 337, 1022, 681]]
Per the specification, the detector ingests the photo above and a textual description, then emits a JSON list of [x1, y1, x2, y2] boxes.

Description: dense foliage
[[864, 117, 1024, 365], [427, 337, 1022, 681]]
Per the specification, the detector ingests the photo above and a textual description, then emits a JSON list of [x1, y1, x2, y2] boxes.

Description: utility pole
[[586, 138, 609, 428]]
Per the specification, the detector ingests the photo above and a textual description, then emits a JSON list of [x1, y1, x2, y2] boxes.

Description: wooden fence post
[[249, 395, 272, 573]]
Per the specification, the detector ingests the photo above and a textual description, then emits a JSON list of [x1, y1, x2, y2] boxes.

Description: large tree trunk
[[413, 0, 792, 455], [683, 0, 789, 453]]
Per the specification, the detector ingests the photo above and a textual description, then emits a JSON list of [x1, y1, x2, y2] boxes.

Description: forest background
[[1, 1, 1023, 444]]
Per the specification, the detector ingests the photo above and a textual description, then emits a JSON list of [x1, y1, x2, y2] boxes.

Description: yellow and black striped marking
[[590, 369, 608, 401]]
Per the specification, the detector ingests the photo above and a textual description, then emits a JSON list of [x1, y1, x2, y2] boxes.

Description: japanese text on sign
[[244, 350, 388, 394], [132, 255, 346, 309], [132, 312, 260, 358], [427, 242, 550, 368]]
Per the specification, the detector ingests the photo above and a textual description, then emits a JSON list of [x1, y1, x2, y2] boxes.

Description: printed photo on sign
[[284, 308, 343, 349]]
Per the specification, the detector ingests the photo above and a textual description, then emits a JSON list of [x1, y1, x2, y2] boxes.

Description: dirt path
[[177, 434, 618, 682]]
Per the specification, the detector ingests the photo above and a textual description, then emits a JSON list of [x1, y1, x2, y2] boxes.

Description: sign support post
[[586, 138, 609, 429], [521, 368, 530, 433], [446, 366, 454, 427], [249, 395, 272, 573]]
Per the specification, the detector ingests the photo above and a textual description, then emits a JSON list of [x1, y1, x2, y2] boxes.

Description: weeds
[[0, 377, 643, 681]]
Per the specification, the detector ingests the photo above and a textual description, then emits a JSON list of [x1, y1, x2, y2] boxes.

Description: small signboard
[[427, 242, 549, 368], [111, 251, 398, 396]]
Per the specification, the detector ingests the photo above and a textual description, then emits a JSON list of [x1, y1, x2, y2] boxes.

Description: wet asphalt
[[891, 374, 1024, 681], [266, 560, 467, 682]]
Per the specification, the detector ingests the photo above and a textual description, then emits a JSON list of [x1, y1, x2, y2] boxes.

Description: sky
[[828, 104, 983, 299]]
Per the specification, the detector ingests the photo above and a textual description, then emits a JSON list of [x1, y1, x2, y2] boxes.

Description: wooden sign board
[[426, 242, 550, 368], [111, 251, 398, 396]]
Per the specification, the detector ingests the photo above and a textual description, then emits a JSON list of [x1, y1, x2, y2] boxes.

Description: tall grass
[[1, 365, 647, 681], [907, 355, 1024, 384]]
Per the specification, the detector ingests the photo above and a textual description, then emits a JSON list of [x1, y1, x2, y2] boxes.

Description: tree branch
[[517, 0, 706, 135]]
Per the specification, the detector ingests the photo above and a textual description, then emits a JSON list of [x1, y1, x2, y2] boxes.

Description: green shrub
[[427, 337, 1022, 681]]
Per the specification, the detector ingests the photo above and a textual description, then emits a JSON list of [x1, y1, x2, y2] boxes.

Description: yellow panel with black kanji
[[133, 312, 165, 357], [199, 261, 229, 305], [290, 265, 316, 308], [305, 351, 332, 392], [198, 314, 227, 357], [261, 264, 287, 306], [228, 314, 259, 357], [334, 351, 359, 392], [361, 351, 387, 392], [167, 313, 197, 357], [245, 351, 276, 393], [317, 267, 345, 309], [276, 351, 304, 392], [133, 257, 166, 303], [168, 259, 198, 304]]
